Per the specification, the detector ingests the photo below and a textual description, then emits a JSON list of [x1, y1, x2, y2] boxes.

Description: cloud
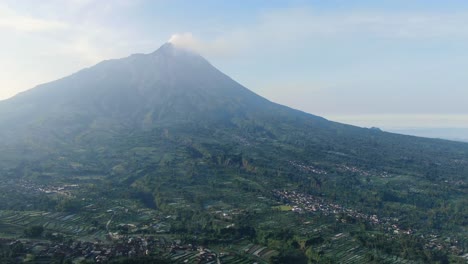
[[0, 5, 68, 32], [0, 1, 146, 63], [3, 1, 468, 114], [255, 8, 468, 39], [168, 33, 199, 50], [0, 1, 146, 100], [167, 8, 468, 59], [167, 32, 247, 58]]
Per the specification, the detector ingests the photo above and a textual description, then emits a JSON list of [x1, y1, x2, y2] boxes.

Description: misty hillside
[[0, 43, 468, 176], [0, 43, 310, 129], [0, 42, 467, 264]]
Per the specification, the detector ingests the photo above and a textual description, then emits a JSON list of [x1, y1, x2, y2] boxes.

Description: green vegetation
[[273, 205, 293, 211], [24, 225, 44, 238], [0, 121, 466, 263], [0, 43, 466, 263]]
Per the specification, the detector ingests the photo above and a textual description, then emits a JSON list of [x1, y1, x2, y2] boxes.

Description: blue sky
[[1, 0, 468, 129]]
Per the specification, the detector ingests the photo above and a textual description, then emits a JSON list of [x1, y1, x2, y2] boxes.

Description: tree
[[270, 248, 308, 264], [24, 225, 44, 238]]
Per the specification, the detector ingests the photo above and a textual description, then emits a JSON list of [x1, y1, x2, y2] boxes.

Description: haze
[[1, 0, 468, 138]]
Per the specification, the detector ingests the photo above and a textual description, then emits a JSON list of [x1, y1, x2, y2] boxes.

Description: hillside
[[0, 43, 466, 263]]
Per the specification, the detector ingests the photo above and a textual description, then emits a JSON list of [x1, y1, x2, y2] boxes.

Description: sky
[[1, 0, 468, 132]]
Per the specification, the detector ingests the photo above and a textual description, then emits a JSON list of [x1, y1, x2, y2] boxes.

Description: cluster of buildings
[[423, 235, 465, 257], [273, 190, 410, 234], [2, 236, 155, 263], [0, 236, 222, 263], [37, 184, 79, 196], [11, 179, 79, 196], [337, 164, 390, 178], [287, 161, 392, 179], [169, 244, 218, 263], [273, 189, 465, 257], [274, 190, 345, 216], [288, 161, 328, 175]]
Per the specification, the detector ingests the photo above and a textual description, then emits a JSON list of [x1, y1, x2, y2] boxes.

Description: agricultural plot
[[0, 210, 98, 237], [163, 246, 261, 264], [244, 244, 277, 261], [0, 221, 23, 237], [320, 232, 417, 264], [167, 250, 199, 263]]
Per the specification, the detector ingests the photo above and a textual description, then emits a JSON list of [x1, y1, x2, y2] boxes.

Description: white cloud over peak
[[167, 32, 248, 58], [168, 33, 199, 50]]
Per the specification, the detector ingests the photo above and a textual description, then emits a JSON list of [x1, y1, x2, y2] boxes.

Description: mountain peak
[[152, 42, 199, 58], [156, 42, 176, 53], [2, 40, 279, 129]]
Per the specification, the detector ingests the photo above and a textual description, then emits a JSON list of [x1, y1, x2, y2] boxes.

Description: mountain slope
[[0, 43, 321, 129], [0, 42, 467, 173], [0, 43, 467, 175], [0, 42, 467, 263]]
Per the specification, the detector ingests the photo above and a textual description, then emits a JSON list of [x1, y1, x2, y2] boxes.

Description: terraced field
[[241, 243, 277, 262], [164, 249, 261, 264], [0, 210, 100, 237], [321, 232, 418, 264]]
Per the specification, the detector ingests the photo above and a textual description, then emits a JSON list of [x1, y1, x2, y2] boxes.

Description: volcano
[[1, 42, 467, 177], [0, 42, 467, 263]]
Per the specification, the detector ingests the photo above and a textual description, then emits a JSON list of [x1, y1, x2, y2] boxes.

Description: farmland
[[0, 160, 466, 263]]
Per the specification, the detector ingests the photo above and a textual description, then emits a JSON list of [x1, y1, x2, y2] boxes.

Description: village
[[1, 235, 225, 263], [273, 190, 403, 230], [0, 179, 272, 263], [273, 189, 464, 257], [0, 177, 464, 263]]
